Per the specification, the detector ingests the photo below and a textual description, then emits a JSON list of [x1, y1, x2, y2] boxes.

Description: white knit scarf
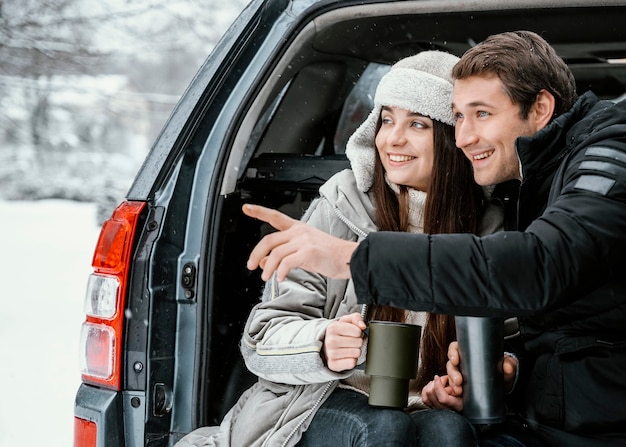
[[386, 176, 427, 234]]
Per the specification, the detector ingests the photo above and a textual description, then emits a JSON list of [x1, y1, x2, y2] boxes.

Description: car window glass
[[334, 63, 390, 153]]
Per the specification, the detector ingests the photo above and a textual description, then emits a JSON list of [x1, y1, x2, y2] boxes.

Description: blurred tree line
[[0, 0, 248, 221]]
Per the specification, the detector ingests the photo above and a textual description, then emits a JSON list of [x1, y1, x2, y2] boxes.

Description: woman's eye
[[478, 111, 489, 118], [411, 121, 426, 129]]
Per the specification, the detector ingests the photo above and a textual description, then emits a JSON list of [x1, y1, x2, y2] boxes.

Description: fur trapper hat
[[345, 50, 460, 192]]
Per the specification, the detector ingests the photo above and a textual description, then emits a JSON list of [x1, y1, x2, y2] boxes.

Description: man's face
[[452, 75, 539, 186]]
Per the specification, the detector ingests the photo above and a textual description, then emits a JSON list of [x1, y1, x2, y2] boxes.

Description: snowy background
[[0, 1, 248, 445], [0, 200, 100, 446], [1, 0, 249, 223]]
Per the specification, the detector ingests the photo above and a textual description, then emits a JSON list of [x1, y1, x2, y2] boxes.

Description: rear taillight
[[74, 417, 97, 446], [79, 200, 146, 390]]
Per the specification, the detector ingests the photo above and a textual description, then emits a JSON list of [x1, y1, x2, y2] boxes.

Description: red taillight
[[74, 417, 97, 446], [79, 200, 146, 390]]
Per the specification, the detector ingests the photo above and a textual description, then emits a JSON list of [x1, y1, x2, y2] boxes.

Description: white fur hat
[[345, 50, 460, 192]]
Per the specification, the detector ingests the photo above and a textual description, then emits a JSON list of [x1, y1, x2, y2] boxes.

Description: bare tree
[[0, 0, 249, 206], [0, 0, 102, 76]]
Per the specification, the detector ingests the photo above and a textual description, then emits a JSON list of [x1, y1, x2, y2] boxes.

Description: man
[[244, 31, 626, 445]]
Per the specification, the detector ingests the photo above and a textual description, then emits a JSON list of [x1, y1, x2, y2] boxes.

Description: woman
[[179, 50, 502, 447]]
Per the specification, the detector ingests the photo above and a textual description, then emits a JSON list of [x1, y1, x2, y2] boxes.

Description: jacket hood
[[517, 91, 599, 181]]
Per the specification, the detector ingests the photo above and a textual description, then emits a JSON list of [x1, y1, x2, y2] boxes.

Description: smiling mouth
[[389, 154, 416, 162], [473, 150, 494, 160]]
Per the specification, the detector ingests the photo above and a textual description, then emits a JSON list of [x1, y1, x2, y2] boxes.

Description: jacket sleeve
[[351, 126, 626, 318], [241, 197, 358, 385]]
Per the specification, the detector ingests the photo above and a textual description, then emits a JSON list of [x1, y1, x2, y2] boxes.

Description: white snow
[[0, 199, 101, 446]]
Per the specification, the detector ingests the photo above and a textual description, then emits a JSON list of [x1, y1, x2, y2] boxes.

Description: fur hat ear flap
[[346, 106, 380, 192], [346, 50, 460, 192]]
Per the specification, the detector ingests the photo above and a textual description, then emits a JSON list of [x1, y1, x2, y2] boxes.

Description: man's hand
[[243, 204, 358, 281], [421, 341, 464, 411], [503, 353, 518, 393], [323, 313, 366, 372]]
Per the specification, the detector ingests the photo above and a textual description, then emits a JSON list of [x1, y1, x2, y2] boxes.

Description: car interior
[[201, 1, 626, 425]]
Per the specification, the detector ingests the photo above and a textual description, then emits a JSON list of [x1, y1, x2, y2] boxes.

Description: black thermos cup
[[454, 316, 505, 424]]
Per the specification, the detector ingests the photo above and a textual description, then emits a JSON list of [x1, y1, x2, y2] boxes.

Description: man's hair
[[452, 31, 578, 119]]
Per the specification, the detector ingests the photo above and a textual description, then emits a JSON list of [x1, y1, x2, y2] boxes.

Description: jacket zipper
[[278, 380, 335, 447], [332, 205, 368, 239], [332, 205, 369, 320]]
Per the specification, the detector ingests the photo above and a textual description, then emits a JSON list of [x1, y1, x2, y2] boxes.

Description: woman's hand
[[421, 341, 464, 411], [323, 313, 366, 372], [421, 375, 464, 411]]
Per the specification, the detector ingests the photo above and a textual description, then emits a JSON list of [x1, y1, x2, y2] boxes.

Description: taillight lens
[[74, 417, 97, 446], [84, 274, 119, 318], [80, 323, 115, 379], [79, 200, 145, 390]]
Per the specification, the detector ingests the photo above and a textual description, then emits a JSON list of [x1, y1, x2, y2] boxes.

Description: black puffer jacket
[[351, 92, 626, 444]]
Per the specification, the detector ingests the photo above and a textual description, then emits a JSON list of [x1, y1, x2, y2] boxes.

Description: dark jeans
[[478, 420, 547, 447], [296, 388, 478, 447], [480, 419, 625, 447]]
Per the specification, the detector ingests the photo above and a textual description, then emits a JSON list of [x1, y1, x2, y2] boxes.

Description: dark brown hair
[[452, 30, 577, 119], [368, 118, 484, 390]]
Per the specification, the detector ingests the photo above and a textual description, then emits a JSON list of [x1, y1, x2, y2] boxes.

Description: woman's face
[[375, 106, 435, 191]]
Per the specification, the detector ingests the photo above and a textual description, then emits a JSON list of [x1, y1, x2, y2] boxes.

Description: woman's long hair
[[367, 118, 484, 391]]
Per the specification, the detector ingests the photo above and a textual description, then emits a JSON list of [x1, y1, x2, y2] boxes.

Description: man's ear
[[532, 89, 556, 131]]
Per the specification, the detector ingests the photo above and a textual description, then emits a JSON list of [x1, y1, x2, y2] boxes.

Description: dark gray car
[[73, 0, 626, 445]]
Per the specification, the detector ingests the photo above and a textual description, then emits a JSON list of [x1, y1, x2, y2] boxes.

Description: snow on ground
[[0, 199, 101, 446]]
